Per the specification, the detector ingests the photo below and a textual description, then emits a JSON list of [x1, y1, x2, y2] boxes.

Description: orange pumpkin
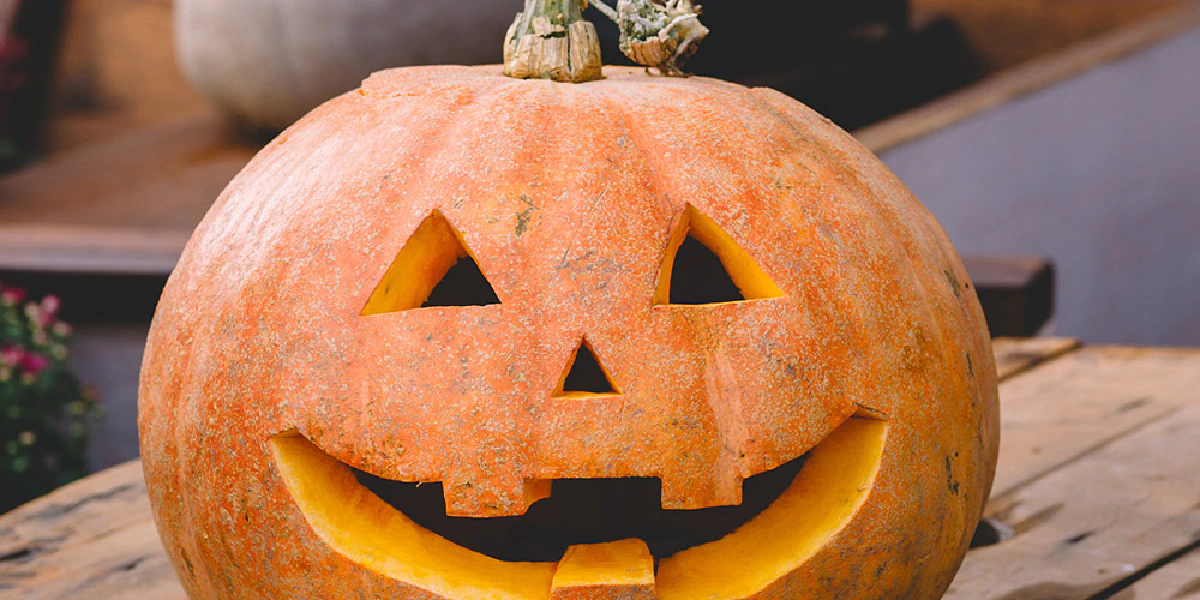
[[139, 63, 998, 599]]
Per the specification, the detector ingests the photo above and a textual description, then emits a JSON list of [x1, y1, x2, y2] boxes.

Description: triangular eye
[[554, 337, 620, 397], [655, 205, 783, 306], [362, 211, 500, 315]]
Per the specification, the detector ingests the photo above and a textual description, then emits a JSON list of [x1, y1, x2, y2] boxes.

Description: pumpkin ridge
[[749, 88, 997, 595]]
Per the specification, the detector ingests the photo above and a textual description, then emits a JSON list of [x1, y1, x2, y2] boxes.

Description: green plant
[[0, 286, 99, 513]]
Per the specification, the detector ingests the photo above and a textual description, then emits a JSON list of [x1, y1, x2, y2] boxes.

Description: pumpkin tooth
[[660, 470, 743, 510], [550, 539, 657, 600], [442, 475, 543, 517]]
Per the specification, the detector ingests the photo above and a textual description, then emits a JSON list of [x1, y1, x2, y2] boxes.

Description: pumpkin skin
[[139, 65, 998, 600]]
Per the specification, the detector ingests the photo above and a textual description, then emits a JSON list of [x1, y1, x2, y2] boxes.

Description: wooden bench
[[2, 338, 1197, 599]]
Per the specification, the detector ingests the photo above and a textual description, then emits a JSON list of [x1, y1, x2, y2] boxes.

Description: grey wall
[[879, 28, 1200, 346]]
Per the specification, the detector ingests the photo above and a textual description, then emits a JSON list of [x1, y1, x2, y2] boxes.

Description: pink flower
[[20, 352, 49, 375], [0, 286, 25, 306], [0, 344, 24, 367], [40, 294, 60, 316]]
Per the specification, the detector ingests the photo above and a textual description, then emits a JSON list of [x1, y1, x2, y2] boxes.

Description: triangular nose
[[554, 337, 620, 397]]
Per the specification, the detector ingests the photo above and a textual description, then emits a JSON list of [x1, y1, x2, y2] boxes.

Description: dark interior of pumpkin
[[422, 256, 501, 308], [353, 453, 806, 563], [669, 235, 744, 305]]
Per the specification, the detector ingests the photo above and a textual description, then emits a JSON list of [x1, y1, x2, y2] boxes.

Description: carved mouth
[[350, 451, 806, 563], [271, 417, 886, 600]]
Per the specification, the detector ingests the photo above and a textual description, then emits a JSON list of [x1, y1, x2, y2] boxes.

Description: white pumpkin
[[175, 0, 516, 129]]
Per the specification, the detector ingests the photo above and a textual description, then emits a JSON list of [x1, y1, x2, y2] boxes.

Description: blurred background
[[0, 0, 1197, 509]]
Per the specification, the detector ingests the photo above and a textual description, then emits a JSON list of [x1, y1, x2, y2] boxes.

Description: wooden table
[[2, 338, 1197, 600]]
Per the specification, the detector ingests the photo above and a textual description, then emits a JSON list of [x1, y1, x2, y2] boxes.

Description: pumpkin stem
[[503, 0, 708, 82], [607, 0, 709, 76], [503, 0, 603, 83]]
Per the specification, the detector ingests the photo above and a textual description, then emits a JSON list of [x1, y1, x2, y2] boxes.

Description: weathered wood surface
[[991, 337, 1079, 380], [985, 346, 1200, 503], [948, 346, 1200, 599], [0, 114, 256, 274], [1127, 547, 1200, 599], [0, 461, 181, 600], [3, 340, 1199, 600]]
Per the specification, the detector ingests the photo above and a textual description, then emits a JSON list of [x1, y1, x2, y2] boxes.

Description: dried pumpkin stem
[[610, 0, 709, 76], [503, 0, 603, 83], [503, 0, 709, 83]]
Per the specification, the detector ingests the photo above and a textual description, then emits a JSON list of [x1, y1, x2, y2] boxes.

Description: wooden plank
[[947, 369, 1200, 599], [0, 114, 255, 274], [0, 460, 148, 560], [0, 461, 182, 599], [991, 337, 1079, 381], [987, 347, 1200, 503], [0, 226, 188, 275], [963, 257, 1055, 337], [1125, 547, 1200, 599], [856, 1, 1200, 153], [0, 113, 250, 230], [2, 514, 184, 600]]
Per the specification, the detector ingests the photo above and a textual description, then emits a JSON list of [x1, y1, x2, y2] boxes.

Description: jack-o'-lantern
[[140, 3, 998, 599]]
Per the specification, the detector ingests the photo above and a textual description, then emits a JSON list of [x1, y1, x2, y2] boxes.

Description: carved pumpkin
[[139, 64, 998, 599]]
